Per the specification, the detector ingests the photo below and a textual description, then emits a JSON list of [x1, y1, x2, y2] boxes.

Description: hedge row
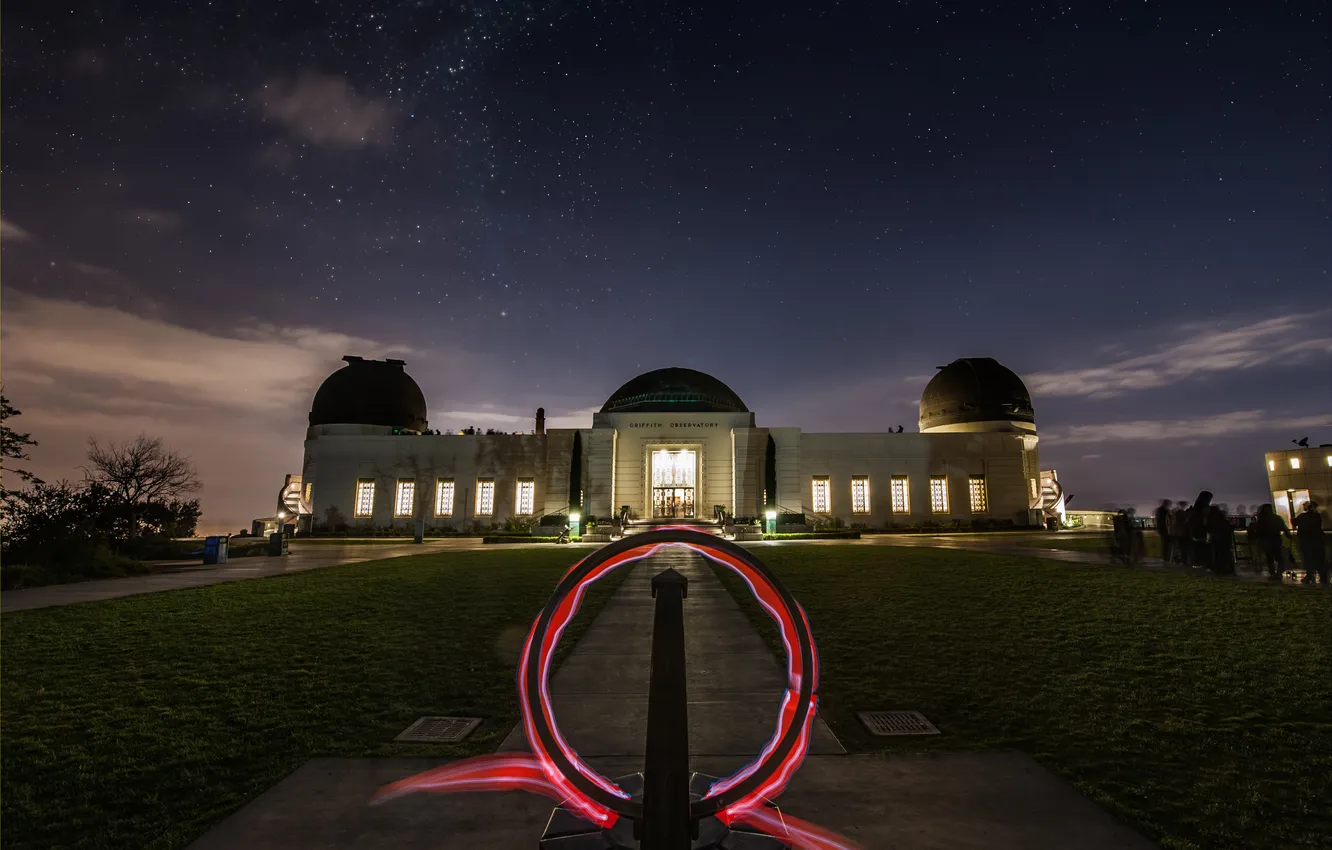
[[761, 531, 862, 540]]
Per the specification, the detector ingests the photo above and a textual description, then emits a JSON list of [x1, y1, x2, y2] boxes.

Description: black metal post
[[641, 567, 691, 850]]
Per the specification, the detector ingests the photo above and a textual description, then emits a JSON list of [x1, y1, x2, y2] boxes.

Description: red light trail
[[373, 531, 861, 850]]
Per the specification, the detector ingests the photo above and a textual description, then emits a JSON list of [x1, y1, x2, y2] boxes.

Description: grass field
[[1, 548, 621, 850], [714, 545, 1332, 850]]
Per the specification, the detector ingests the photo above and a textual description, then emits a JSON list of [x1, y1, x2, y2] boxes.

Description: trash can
[[203, 535, 230, 565], [267, 532, 289, 556]]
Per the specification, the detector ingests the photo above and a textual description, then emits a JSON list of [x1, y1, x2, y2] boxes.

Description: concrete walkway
[[853, 531, 1324, 588], [190, 541, 1158, 849], [497, 544, 844, 763], [0, 539, 532, 613], [7, 532, 1310, 616]]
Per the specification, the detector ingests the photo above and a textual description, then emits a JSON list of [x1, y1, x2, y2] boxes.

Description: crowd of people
[[1137, 491, 1329, 584]]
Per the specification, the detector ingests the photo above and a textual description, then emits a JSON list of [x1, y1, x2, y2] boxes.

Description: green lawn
[[1, 549, 623, 850], [715, 545, 1332, 850]]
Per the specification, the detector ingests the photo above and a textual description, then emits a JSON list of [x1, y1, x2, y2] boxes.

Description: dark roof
[[309, 356, 429, 431], [918, 357, 1034, 430], [601, 367, 749, 414]]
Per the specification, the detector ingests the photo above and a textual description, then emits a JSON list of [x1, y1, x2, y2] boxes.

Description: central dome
[[601, 367, 749, 414]]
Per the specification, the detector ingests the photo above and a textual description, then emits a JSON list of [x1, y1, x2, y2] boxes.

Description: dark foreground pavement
[[189, 544, 1157, 850]]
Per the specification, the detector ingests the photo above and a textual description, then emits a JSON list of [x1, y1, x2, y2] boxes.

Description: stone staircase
[[621, 518, 725, 537]]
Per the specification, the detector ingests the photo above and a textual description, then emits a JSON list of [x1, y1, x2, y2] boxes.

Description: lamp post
[[277, 510, 286, 536], [764, 508, 777, 536]]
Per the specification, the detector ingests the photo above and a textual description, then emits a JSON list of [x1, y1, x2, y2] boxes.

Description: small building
[[297, 356, 1047, 532], [1264, 444, 1332, 524]]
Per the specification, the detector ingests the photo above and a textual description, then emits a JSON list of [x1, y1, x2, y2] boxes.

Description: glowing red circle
[[516, 529, 819, 828]]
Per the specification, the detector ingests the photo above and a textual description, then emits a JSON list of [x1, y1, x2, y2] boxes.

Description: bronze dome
[[918, 358, 1034, 431], [601, 367, 749, 414], [309, 356, 428, 432]]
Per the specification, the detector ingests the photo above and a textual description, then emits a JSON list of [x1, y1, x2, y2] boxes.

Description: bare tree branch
[[86, 435, 201, 505]]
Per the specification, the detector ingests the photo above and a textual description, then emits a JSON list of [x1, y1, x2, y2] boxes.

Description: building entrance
[[651, 449, 696, 518]]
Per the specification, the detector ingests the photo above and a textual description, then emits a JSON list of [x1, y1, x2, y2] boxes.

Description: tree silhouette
[[0, 391, 43, 499]]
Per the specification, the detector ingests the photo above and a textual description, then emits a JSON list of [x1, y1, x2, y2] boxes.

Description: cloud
[[0, 295, 417, 532], [2, 218, 33, 242], [1027, 313, 1332, 398], [253, 71, 397, 150], [71, 261, 115, 276], [127, 208, 183, 229], [1043, 410, 1332, 445]]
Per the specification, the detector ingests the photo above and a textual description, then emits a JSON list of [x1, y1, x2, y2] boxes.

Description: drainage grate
[[394, 716, 482, 743], [857, 710, 940, 736]]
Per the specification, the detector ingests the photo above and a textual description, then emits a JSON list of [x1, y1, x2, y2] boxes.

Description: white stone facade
[[302, 404, 1043, 530]]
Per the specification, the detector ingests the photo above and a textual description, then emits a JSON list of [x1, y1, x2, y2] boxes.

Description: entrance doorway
[[651, 449, 696, 518]]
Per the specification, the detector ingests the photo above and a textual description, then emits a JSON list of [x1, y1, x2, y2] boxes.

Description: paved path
[[0, 539, 584, 613], [771, 531, 1323, 588], [498, 544, 844, 764], [7, 531, 1312, 616], [190, 540, 1158, 850]]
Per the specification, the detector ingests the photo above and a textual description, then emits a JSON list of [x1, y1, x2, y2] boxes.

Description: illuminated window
[[303, 482, 313, 502], [476, 479, 495, 516], [1290, 457, 1301, 470], [1326, 455, 1332, 467], [850, 476, 870, 514], [890, 476, 910, 513], [1268, 459, 1276, 472], [354, 480, 375, 517], [435, 479, 455, 517], [930, 477, 949, 514], [968, 476, 988, 513], [516, 479, 535, 515], [811, 477, 830, 513], [394, 480, 416, 517], [1029, 478, 1039, 501]]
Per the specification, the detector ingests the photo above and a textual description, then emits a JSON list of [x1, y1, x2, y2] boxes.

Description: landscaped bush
[[761, 530, 861, 540], [1, 545, 149, 590]]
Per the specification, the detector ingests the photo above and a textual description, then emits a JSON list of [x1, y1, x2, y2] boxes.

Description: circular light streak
[[517, 527, 819, 828]]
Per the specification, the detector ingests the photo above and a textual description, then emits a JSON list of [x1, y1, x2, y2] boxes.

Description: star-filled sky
[[2, 1, 1329, 532]]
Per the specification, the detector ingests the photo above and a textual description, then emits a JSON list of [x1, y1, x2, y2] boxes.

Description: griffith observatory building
[[279, 357, 1048, 533]]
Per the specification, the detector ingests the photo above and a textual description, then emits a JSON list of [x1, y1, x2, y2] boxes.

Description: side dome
[[309, 356, 429, 432], [601, 367, 749, 413], [918, 357, 1034, 433]]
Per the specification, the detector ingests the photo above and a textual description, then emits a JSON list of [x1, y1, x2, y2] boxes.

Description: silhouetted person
[[1155, 499, 1172, 563], [1189, 491, 1213, 569], [1169, 504, 1189, 564], [1250, 504, 1291, 579], [1208, 506, 1235, 575], [1128, 508, 1145, 563], [1294, 501, 1327, 585], [1111, 510, 1129, 563]]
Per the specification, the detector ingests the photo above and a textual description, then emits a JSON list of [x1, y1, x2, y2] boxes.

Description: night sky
[[2, 1, 1328, 532]]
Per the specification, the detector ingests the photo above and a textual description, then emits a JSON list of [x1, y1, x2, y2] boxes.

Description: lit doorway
[[651, 449, 696, 518]]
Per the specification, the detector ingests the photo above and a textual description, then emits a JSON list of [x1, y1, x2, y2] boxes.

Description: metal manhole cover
[[394, 716, 482, 743], [857, 710, 940, 736]]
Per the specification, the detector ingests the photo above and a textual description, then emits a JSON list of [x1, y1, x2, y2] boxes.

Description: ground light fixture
[[372, 529, 858, 849]]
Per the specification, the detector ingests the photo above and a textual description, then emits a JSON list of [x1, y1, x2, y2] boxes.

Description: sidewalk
[[496, 544, 844, 764], [0, 540, 478, 613]]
